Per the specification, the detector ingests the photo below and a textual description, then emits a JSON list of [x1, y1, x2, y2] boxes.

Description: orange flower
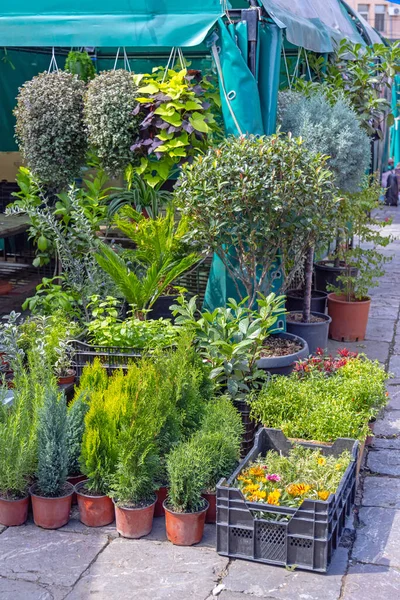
[[287, 483, 311, 497], [318, 490, 330, 501], [267, 490, 281, 506], [249, 466, 265, 477]]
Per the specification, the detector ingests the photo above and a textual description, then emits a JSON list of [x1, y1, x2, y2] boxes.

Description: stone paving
[[1, 206, 400, 599]]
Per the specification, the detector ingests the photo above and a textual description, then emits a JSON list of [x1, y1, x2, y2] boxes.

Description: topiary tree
[[175, 133, 338, 311], [279, 91, 370, 193], [84, 70, 140, 176], [36, 387, 68, 497], [14, 71, 87, 189]]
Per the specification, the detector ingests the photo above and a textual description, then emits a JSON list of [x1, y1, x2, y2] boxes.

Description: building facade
[[347, 1, 400, 39]]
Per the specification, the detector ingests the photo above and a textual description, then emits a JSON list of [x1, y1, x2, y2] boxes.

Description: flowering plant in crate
[[235, 446, 351, 519]]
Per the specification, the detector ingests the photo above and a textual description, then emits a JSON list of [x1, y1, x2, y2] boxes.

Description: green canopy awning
[[0, 1, 225, 47]]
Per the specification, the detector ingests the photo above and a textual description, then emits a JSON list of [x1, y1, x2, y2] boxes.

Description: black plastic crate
[[233, 399, 259, 459], [72, 340, 142, 377], [216, 428, 358, 572]]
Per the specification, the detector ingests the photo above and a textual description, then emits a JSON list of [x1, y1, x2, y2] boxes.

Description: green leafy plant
[[14, 71, 87, 188], [107, 171, 171, 221], [36, 387, 68, 497], [171, 293, 286, 399], [0, 379, 38, 499], [131, 67, 221, 187], [95, 204, 199, 318], [65, 50, 96, 82], [175, 133, 338, 307], [22, 276, 81, 317], [84, 70, 139, 176], [295, 40, 400, 139], [66, 392, 89, 476], [251, 354, 388, 441], [166, 435, 212, 513]]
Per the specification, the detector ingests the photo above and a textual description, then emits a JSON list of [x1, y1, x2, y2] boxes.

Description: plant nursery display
[[216, 428, 358, 572], [250, 350, 388, 442], [14, 71, 87, 188], [175, 133, 338, 308], [65, 50, 96, 82]]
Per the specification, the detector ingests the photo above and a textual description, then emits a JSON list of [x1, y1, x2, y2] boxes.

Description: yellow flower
[[242, 484, 260, 495], [318, 490, 330, 501], [317, 456, 327, 466], [257, 477, 268, 484], [249, 466, 265, 477], [335, 463, 342, 471], [286, 483, 311, 497], [267, 490, 281, 506]]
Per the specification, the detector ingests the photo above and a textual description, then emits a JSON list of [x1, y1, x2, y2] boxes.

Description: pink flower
[[267, 474, 281, 482]]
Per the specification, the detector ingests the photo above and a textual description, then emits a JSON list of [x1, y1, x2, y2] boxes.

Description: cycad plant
[[36, 387, 68, 497], [95, 203, 199, 318]]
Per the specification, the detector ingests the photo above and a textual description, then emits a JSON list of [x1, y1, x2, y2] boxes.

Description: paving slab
[[220, 548, 348, 600], [0, 526, 5, 535], [373, 411, 400, 436], [141, 516, 216, 549], [352, 507, 400, 567], [67, 537, 228, 600], [0, 526, 108, 588], [0, 577, 70, 600], [373, 436, 400, 449], [362, 477, 400, 508], [369, 303, 399, 319], [367, 448, 400, 475], [341, 563, 400, 599], [364, 318, 395, 342], [385, 386, 400, 410], [388, 355, 400, 377]]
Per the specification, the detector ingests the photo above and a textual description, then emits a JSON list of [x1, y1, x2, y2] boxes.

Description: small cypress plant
[[66, 392, 89, 477], [36, 387, 68, 497]]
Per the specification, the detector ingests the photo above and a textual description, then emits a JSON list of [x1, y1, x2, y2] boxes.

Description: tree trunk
[[302, 245, 314, 323]]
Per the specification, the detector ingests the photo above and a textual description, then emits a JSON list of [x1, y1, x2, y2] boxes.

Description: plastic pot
[[67, 474, 86, 506], [366, 417, 377, 447], [202, 492, 216, 524], [286, 312, 332, 356], [30, 483, 73, 529], [149, 295, 179, 320], [154, 486, 168, 518], [285, 290, 328, 314], [75, 480, 115, 527], [233, 398, 258, 459], [163, 500, 209, 546], [58, 371, 76, 386], [314, 261, 358, 293], [327, 294, 371, 342], [114, 497, 156, 539], [257, 332, 309, 376], [0, 494, 29, 527]]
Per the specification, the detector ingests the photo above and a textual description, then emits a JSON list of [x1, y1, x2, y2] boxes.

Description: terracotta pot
[[163, 500, 208, 546], [0, 494, 29, 526], [67, 474, 86, 506], [30, 483, 73, 529], [114, 497, 156, 539], [0, 282, 13, 295], [327, 293, 371, 342], [202, 492, 216, 524], [58, 371, 76, 386], [154, 486, 168, 517], [75, 480, 114, 527]]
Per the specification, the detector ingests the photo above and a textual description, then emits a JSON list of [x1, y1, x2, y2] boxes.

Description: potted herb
[[54, 339, 76, 385], [198, 397, 243, 523], [30, 387, 73, 529], [164, 436, 212, 546], [327, 184, 392, 342], [0, 372, 37, 526]]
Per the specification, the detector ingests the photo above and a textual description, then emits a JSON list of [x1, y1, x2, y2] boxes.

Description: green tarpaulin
[[0, 1, 225, 47]]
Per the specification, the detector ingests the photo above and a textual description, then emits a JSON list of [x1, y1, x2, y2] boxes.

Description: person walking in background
[[385, 164, 399, 206]]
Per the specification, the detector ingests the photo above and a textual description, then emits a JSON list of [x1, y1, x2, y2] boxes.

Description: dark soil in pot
[[257, 332, 309, 376], [285, 289, 327, 314], [314, 261, 358, 293], [0, 492, 29, 527], [75, 480, 115, 527], [30, 482, 73, 529], [114, 496, 156, 538], [286, 312, 332, 355], [163, 499, 209, 546]]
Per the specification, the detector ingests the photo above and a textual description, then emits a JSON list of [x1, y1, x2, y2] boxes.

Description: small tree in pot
[[30, 386, 73, 529]]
